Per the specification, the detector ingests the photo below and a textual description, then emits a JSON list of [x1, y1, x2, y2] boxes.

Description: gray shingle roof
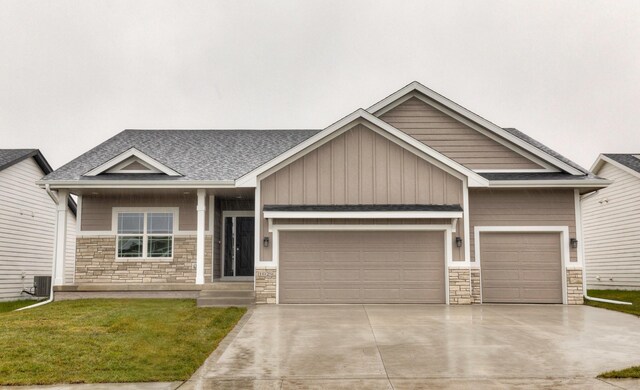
[[603, 154, 640, 174], [502, 128, 589, 174], [42, 130, 321, 181], [0, 149, 39, 172]]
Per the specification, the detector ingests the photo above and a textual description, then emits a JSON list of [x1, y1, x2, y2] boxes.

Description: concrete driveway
[[183, 305, 640, 389]]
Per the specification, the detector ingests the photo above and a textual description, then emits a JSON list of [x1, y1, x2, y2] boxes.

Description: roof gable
[[236, 109, 489, 188], [367, 82, 585, 175], [83, 147, 182, 177], [592, 154, 640, 180], [379, 97, 547, 171]]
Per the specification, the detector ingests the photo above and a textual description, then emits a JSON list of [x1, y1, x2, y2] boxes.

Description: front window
[[117, 211, 174, 259]]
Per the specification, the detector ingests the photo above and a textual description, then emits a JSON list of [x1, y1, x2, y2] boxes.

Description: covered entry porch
[[51, 187, 257, 303]]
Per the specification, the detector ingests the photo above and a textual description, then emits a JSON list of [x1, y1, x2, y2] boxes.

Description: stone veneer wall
[[470, 268, 481, 304], [255, 268, 276, 304], [566, 268, 584, 305], [75, 236, 207, 283], [448, 267, 471, 305]]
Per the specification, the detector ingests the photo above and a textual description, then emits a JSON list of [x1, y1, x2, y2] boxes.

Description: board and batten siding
[[81, 193, 209, 232], [0, 157, 76, 301], [259, 123, 464, 262], [583, 162, 640, 289], [469, 189, 577, 262], [380, 97, 543, 170]]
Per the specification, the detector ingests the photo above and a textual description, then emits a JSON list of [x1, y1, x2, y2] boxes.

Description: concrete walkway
[[181, 304, 640, 389]]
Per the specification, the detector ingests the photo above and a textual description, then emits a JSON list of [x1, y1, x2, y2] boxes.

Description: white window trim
[[265, 223, 455, 305], [112, 207, 179, 261], [473, 225, 571, 305]]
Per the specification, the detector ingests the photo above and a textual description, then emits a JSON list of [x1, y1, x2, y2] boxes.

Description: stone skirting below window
[[75, 236, 211, 284]]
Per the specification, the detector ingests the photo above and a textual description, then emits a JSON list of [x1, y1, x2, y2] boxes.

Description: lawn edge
[[183, 305, 255, 383]]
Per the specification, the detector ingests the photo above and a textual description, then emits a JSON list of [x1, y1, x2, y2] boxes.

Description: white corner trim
[[366, 82, 583, 175], [235, 109, 489, 188], [573, 189, 585, 268], [83, 147, 182, 177], [473, 225, 571, 305], [262, 210, 464, 219], [462, 179, 471, 263]]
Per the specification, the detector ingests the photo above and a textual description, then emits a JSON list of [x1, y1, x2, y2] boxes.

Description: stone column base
[[566, 268, 584, 305], [470, 268, 481, 304], [255, 268, 276, 304], [448, 267, 471, 305]]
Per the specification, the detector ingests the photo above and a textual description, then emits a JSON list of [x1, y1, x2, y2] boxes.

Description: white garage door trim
[[473, 226, 570, 304], [269, 223, 454, 304]]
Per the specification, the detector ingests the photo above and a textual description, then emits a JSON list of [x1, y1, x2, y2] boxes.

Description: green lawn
[[0, 299, 246, 385], [585, 289, 640, 317], [0, 299, 40, 313], [585, 290, 640, 378]]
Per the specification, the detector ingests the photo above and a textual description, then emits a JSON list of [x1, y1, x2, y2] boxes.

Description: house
[[0, 149, 76, 301], [582, 154, 640, 290], [39, 82, 609, 305]]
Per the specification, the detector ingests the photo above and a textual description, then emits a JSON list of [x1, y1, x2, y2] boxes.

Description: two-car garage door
[[279, 230, 445, 304]]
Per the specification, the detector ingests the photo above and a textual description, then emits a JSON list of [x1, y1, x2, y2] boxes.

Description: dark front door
[[235, 217, 254, 277], [223, 215, 254, 277]]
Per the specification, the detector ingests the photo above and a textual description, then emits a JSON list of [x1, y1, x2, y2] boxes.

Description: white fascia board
[[36, 180, 236, 189], [83, 147, 182, 177], [367, 81, 584, 176], [592, 155, 640, 180], [474, 168, 559, 173], [263, 211, 464, 219], [235, 108, 489, 188], [488, 179, 612, 188]]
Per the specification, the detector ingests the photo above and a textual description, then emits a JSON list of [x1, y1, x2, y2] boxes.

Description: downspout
[[578, 190, 632, 306], [16, 185, 59, 311]]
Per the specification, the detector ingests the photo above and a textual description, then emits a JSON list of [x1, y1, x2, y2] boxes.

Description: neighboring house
[[0, 149, 76, 301], [583, 154, 640, 290], [39, 82, 609, 305]]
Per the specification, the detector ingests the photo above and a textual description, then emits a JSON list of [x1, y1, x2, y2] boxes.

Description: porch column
[[53, 189, 68, 286], [195, 189, 206, 284]]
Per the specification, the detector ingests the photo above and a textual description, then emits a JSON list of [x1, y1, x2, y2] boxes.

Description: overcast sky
[[1, 0, 639, 170]]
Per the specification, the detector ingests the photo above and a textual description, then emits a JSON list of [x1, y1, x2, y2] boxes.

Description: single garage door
[[279, 230, 445, 304], [480, 232, 563, 303]]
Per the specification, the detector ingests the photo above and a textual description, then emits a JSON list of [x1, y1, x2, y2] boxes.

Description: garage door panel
[[481, 232, 562, 304], [279, 230, 445, 304]]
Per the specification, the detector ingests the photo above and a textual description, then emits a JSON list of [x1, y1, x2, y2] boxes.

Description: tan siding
[[469, 189, 577, 262], [0, 157, 76, 300], [260, 123, 464, 262], [81, 193, 209, 232], [583, 162, 640, 289], [381, 97, 542, 170]]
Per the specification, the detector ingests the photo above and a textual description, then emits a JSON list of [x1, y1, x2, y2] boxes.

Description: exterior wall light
[[570, 238, 578, 249], [263, 236, 270, 248], [455, 237, 463, 248]]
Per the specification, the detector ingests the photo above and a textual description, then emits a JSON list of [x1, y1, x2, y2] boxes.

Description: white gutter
[[578, 191, 632, 306], [44, 183, 59, 205]]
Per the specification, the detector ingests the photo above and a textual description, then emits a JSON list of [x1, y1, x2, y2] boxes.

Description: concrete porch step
[[197, 296, 255, 307], [199, 289, 255, 298], [205, 282, 254, 291]]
